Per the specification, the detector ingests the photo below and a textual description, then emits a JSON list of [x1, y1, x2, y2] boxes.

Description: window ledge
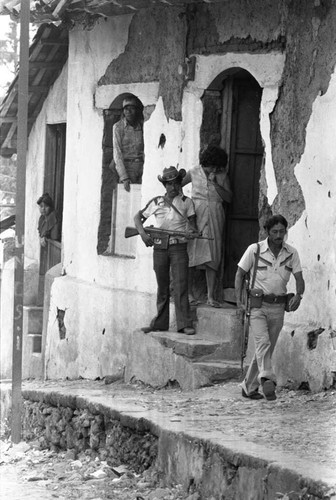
[[100, 252, 136, 259]]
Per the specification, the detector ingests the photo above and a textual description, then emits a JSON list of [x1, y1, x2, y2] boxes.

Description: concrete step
[[151, 331, 222, 358], [22, 306, 43, 379], [192, 360, 242, 383], [126, 304, 244, 390], [125, 330, 244, 390], [194, 303, 241, 341], [151, 330, 241, 361], [23, 305, 43, 335]]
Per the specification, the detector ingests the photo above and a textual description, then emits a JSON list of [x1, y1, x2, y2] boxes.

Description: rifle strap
[[164, 196, 191, 227], [251, 243, 260, 289]]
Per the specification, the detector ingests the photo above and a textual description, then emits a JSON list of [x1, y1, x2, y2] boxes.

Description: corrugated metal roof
[[0, 23, 68, 158]]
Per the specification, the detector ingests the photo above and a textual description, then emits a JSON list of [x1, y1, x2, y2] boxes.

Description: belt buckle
[[170, 238, 178, 245]]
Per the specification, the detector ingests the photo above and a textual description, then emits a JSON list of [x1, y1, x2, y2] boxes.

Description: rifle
[[241, 274, 251, 374], [124, 226, 213, 240], [240, 243, 260, 374]]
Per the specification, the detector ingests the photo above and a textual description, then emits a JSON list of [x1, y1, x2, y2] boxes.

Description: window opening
[[97, 94, 144, 257]]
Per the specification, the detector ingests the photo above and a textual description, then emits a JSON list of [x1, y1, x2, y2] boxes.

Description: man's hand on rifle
[[140, 230, 154, 247], [186, 229, 201, 239]]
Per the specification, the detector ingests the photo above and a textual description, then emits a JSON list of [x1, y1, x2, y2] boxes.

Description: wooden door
[[224, 73, 263, 287]]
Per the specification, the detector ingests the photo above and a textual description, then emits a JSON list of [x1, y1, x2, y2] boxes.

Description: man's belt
[[124, 157, 144, 162], [263, 294, 287, 304], [169, 238, 187, 245]]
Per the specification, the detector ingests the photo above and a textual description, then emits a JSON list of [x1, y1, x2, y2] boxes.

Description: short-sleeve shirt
[[141, 194, 195, 240], [113, 118, 144, 181], [238, 238, 302, 295]]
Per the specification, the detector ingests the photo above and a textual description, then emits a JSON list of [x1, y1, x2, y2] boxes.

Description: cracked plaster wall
[[37, 2, 336, 383], [99, 0, 336, 226]]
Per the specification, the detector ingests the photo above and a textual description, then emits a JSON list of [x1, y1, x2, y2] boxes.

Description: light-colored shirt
[[141, 194, 195, 239], [238, 238, 302, 295], [112, 117, 144, 181]]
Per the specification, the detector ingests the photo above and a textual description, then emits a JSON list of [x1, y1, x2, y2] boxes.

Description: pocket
[[249, 288, 264, 308], [153, 235, 169, 249]]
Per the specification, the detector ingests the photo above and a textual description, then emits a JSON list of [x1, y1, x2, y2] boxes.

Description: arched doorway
[[200, 68, 264, 298]]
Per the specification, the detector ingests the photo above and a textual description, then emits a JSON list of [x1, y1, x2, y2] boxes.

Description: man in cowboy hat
[[134, 166, 198, 335], [112, 95, 144, 192]]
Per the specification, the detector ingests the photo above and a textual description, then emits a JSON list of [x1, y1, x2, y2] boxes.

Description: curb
[[21, 387, 336, 500]]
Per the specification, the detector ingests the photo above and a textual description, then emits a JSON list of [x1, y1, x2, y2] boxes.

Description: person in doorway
[[182, 144, 232, 307], [37, 193, 59, 247], [235, 214, 305, 401], [134, 166, 198, 335], [111, 96, 144, 192]]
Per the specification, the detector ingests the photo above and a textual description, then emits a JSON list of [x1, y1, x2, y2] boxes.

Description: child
[[37, 193, 59, 247]]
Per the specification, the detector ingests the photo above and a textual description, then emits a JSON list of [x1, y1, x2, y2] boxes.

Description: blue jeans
[[241, 303, 285, 395], [151, 243, 192, 331]]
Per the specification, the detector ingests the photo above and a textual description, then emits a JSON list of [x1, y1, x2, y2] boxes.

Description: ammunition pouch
[[285, 293, 295, 312], [153, 234, 169, 250], [249, 288, 264, 309]]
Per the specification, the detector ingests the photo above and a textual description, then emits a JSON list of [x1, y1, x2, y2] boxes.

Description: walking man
[[235, 215, 305, 401], [134, 166, 197, 335]]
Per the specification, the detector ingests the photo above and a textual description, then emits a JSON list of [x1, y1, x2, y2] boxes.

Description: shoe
[[262, 379, 277, 401], [207, 299, 221, 308], [242, 389, 263, 400], [179, 327, 195, 335], [141, 327, 165, 334]]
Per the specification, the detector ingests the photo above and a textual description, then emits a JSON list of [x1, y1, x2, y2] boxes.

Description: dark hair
[[37, 193, 54, 210], [264, 214, 288, 232], [200, 145, 228, 169]]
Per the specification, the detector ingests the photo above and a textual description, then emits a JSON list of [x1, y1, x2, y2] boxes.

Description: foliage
[[0, 20, 18, 83]]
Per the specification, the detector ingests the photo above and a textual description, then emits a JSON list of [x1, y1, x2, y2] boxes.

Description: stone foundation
[[22, 400, 157, 473]]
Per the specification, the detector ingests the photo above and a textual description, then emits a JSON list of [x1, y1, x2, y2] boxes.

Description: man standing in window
[[235, 215, 305, 401], [112, 96, 144, 192]]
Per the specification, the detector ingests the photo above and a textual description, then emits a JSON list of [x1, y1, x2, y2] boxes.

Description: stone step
[[194, 303, 242, 341], [151, 331, 222, 358], [125, 330, 244, 390], [151, 330, 241, 361], [192, 360, 243, 383], [23, 306, 43, 335], [126, 303, 244, 390]]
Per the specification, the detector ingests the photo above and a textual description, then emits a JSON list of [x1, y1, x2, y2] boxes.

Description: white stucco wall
[[40, 17, 335, 387], [43, 21, 290, 379], [23, 62, 68, 304], [289, 69, 336, 329], [272, 70, 336, 388]]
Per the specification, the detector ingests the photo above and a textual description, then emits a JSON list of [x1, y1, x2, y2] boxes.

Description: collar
[[259, 238, 291, 254], [164, 193, 184, 203], [123, 117, 142, 130]]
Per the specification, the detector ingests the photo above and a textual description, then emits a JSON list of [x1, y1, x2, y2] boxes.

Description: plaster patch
[[95, 82, 160, 110], [188, 53, 285, 97], [260, 87, 280, 204], [290, 69, 336, 327]]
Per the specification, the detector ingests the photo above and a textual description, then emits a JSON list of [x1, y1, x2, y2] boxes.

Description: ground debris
[[0, 439, 191, 499]]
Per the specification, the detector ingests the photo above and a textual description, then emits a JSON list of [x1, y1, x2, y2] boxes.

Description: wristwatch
[[296, 294, 303, 300]]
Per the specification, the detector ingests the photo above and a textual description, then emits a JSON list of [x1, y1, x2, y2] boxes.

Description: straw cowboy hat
[[158, 166, 186, 183]]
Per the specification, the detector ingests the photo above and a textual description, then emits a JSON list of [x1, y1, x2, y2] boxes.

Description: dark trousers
[[123, 159, 144, 183], [151, 244, 192, 332]]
